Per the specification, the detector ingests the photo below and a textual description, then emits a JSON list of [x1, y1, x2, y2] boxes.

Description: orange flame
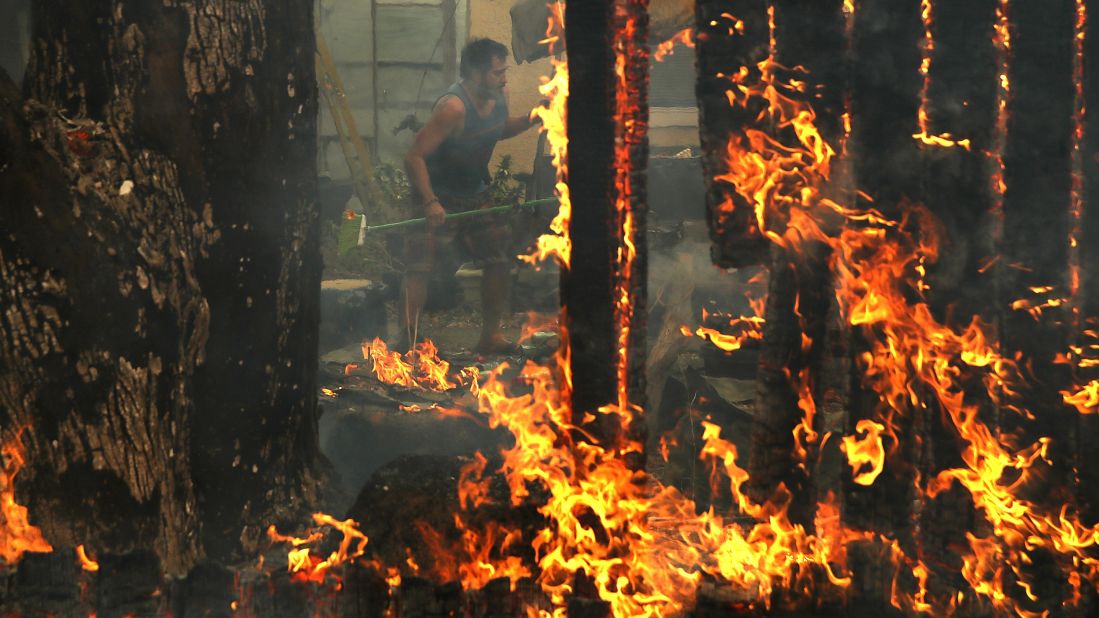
[[840, 420, 886, 486], [523, 4, 571, 269], [652, 28, 694, 63], [1062, 379, 1099, 414], [913, 0, 972, 150], [364, 337, 465, 391], [267, 513, 369, 585], [1, 434, 53, 566], [76, 544, 100, 572], [990, 0, 1012, 231]]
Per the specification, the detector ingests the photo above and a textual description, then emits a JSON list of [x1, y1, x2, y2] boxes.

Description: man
[[399, 38, 538, 354]]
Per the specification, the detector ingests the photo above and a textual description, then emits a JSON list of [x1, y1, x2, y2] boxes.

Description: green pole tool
[[339, 197, 560, 254]]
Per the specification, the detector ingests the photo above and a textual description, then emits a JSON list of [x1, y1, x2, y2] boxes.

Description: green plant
[[486, 155, 527, 206]]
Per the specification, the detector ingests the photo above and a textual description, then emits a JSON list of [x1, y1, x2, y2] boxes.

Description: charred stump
[[0, 0, 322, 575]]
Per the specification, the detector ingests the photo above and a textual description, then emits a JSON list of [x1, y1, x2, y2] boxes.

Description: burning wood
[[10, 1, 1099, 617], [362, 337, 478, 392], [0, 436, 52, 566]]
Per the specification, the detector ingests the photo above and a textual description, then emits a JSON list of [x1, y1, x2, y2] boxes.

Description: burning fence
[[5, 0, 1099, 617]]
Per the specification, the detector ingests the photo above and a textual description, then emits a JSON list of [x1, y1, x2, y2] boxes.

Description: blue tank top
[[425, 82, 508, 201]]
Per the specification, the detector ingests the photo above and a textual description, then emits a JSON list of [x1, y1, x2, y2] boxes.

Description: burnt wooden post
[[695, 0, 770, 269], [563, 0, 649, 450], [999, 0, 1078, 611], [744, 0, 847, 532], [1080, 0, 1099, 526], [845, 0, 924, 606], [915, 0, 999, 601], [0, 0, 322, 575]]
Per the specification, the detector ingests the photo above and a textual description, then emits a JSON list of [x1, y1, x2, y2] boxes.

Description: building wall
[[468, 0, 552, 175], [319, 0, 701, 180], [469, 0, 699, 175]]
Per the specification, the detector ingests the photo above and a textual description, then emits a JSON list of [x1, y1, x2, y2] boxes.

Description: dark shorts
[[403, 193, 513, 273]]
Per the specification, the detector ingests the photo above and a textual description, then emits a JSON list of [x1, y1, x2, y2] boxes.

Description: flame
[[840, 420, 886, 486], [912, 0, 972, 150], [684, 274, 768, 352], [1, 434, 53, 566], [267, 513, 369, 585], [523, 3, 571, 269], [76, 544, 99, 572], [1062, 379, 1099, 414], [684, 311, 765, 352], [363, 337, 462, 391], [652, 28, 694, 63], [612, 3, 648, 412]]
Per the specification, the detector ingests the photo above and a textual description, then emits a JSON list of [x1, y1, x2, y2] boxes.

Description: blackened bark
[[0, 0, 321, 574], [184, 0, 324, 564], [694, 0, 770, 268]]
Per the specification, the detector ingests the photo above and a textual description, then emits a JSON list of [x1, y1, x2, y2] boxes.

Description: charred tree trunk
[[0, 0, 321, 575], [563, 0, 649, 453]]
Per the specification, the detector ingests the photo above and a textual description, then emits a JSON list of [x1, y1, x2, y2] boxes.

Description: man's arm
[[501, 108, 538, 139], [405, 96, 465, 227]]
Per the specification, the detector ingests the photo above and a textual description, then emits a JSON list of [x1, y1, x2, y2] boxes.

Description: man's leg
[[397, 229, 435, 352], [476, 262, 513, 351], [398, 271, 429, 351]]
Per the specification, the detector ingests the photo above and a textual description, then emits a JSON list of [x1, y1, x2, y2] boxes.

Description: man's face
[[476, 56, 508, 94]]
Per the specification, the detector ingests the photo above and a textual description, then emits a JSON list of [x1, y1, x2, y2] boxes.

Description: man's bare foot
[[474, 336, 521, 355]]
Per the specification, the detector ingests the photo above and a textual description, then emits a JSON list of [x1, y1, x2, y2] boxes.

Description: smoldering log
[[563, 1, 618, 419], [0, 0, 324, 574]]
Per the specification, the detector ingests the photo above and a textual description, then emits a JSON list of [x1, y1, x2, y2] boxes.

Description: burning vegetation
[[4, 0, 1099, 616]]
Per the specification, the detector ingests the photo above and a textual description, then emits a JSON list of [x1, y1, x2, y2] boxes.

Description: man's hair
[[459, 38, 509, 78]]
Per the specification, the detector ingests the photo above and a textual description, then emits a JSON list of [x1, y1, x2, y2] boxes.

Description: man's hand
[[424, 199, 447, 228]]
